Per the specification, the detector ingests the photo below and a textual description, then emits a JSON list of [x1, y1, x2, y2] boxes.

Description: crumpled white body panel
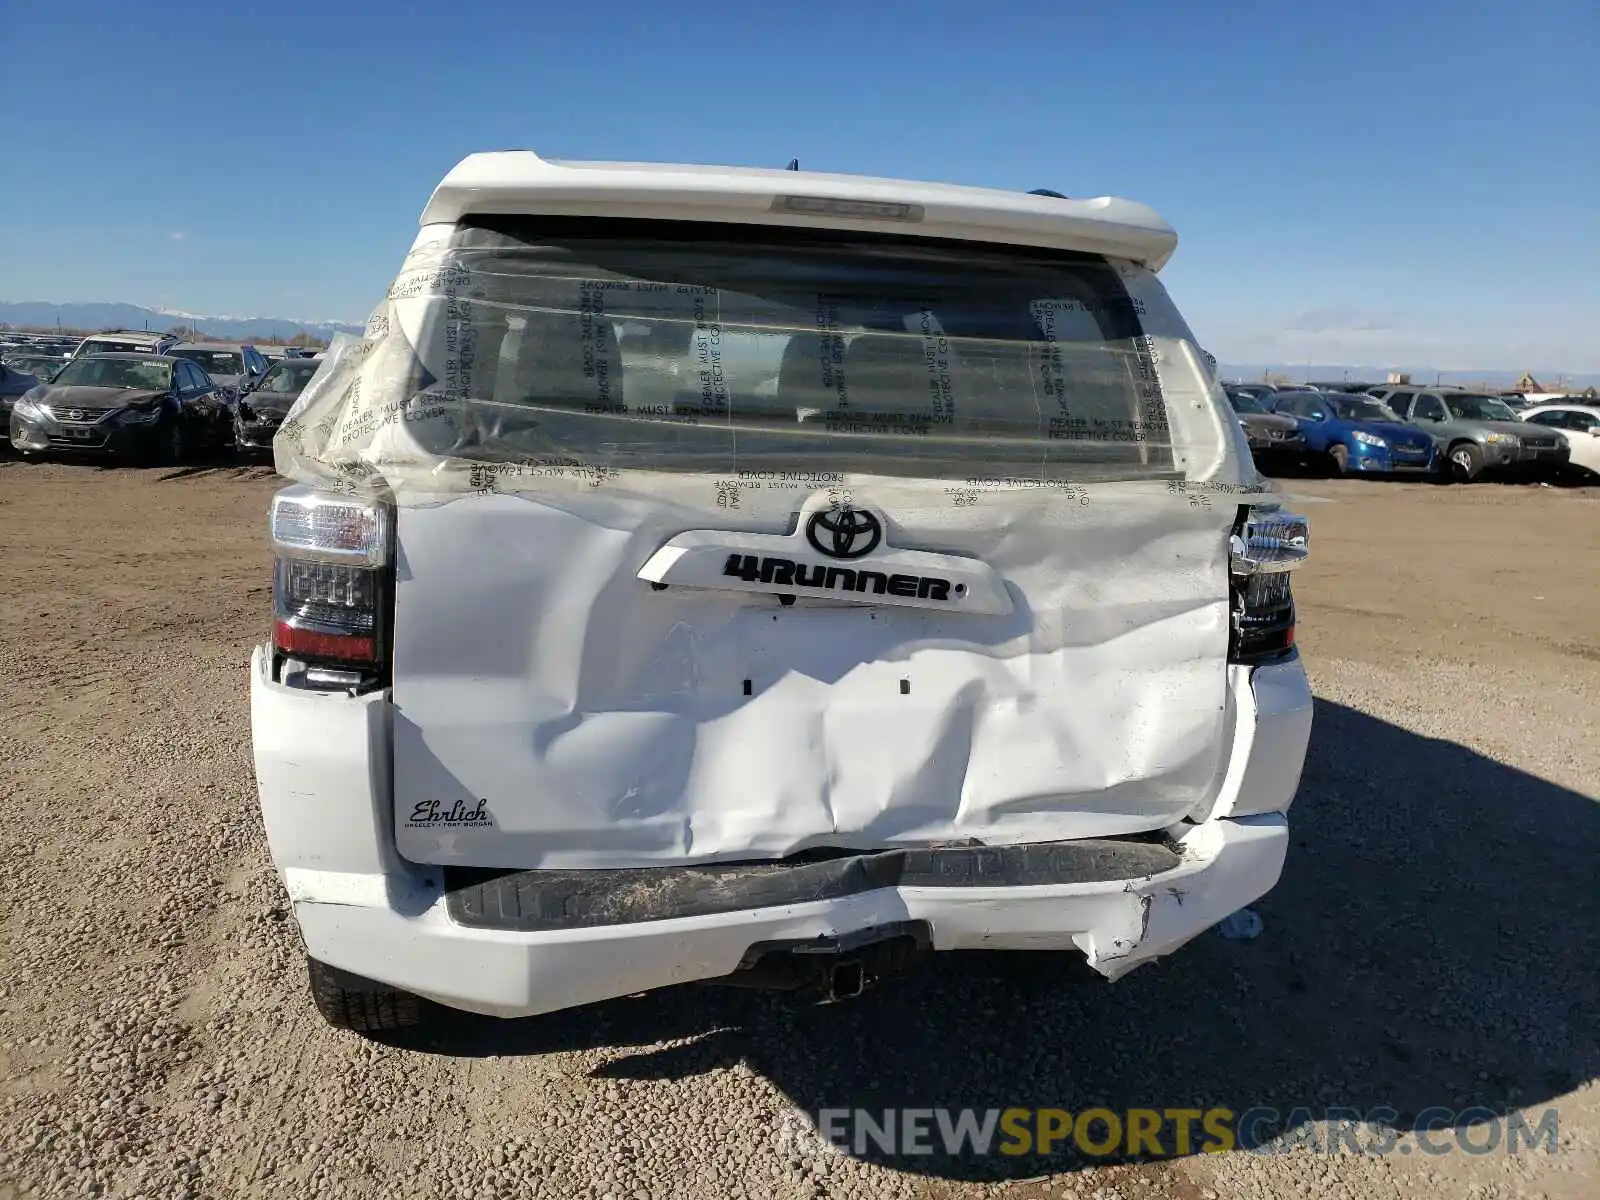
[[266, 224, 1267, 869], [391, 486, 1234, 867]]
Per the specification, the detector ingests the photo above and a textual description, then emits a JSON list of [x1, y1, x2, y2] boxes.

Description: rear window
[[81, 339, 151, 355], [399, 218, 1190, 481], [172, 348, 244, 375]]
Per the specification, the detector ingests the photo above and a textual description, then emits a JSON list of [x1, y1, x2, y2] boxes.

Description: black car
[[234, 355, 319, 451], [3, 353, 65, 383], [8, 352, 232, 463], [0, 360, 42, 441], [169, 341, 271, 407], [1225, 383, 1279, 407]]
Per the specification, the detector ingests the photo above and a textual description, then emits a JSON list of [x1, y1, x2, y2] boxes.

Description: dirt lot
[[1, 459, 1597, 1200]]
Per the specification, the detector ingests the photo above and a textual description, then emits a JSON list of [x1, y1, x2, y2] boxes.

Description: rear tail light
[[269, 487, 393, 689], [1228, 506, 1308, 664]]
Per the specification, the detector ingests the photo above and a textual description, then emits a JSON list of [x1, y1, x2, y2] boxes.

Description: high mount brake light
[[269, 487, 393, 682], [774, 195, 926, 222], [1229, 507, 1309, 664]]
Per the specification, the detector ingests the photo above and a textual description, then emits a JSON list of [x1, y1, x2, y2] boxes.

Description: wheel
[[1447, 441, 1485, 482], [307, 958, 423, 1033], [1327, 444, 1350, 475], [153, 415, 186, 466]]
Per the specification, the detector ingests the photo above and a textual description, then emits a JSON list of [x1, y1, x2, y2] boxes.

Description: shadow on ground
[[156, 457, 277, 482], [0, 450, 275, 480], [385, 700, 1599, 1181]]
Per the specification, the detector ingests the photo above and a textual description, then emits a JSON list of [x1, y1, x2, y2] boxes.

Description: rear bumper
[[250, 649, 1312, 1018]]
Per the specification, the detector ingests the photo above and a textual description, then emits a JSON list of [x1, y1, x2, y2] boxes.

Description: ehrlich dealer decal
[[405, 798, 494, 830]]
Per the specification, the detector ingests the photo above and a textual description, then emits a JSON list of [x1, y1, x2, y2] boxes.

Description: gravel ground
[[0, 458, 1596, 1200]]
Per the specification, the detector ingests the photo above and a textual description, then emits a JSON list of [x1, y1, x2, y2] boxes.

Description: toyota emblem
[[805, 507, 882, 560]]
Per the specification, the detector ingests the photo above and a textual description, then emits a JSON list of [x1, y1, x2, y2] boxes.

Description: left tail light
[[269, 486, 393, 691], [1228, 505, 1309, 664]]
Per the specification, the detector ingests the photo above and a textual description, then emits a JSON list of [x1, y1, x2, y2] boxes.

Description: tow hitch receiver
[[710, 921, 932, 1002]]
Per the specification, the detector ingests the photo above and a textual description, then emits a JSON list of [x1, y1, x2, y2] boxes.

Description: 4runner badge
[[635, 504, 1014, 616]]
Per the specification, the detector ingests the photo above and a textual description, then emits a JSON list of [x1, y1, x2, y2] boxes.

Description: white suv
[[70, 329, 179, 359], [250, 152, 1313, 1033]]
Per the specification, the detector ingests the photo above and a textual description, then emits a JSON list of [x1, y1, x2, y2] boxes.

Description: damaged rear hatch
[[297, 217, 1248, 869]]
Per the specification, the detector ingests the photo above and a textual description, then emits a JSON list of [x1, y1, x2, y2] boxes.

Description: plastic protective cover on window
[[272, 231, 1264, 515]]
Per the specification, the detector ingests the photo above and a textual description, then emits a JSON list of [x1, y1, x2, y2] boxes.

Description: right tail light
[[1228, 505, 1309, 664], [269, 487, 394, 692]]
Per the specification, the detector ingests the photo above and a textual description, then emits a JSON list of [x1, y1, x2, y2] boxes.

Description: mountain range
[[0, 301, 364, 343]]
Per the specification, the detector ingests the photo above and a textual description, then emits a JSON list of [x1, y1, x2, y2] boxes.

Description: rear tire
[[307, 958, 424, 1034], [1447, 441, 1485, 482], [154, 415, 185, 466]]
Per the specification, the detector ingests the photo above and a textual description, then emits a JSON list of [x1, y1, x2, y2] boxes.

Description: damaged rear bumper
[[251, 648, 1308, 1019]]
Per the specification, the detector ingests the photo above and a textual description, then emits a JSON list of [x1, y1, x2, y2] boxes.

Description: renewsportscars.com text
[[782, 1107, 1560, 1159]]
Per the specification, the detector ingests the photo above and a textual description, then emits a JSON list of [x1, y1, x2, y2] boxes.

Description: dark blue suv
[[1268, 391, 1438, 477]]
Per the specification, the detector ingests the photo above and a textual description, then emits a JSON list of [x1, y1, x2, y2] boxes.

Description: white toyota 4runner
[[250, 152, 1312, 1033]]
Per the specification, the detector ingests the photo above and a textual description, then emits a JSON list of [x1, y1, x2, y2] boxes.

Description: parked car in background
[[1516, 400, 1593, 412], [1520, 404, 1600, 479], [1224, 385, 1306, 469], [3, 353, 66, 383], [1372, 387, 1568, 480], [0, 360, 41, 435], [9, 353, 231, 463], [69, 329, 179, 360], [1306, 380, 1378, 394], [1270, 390, 1438, 477], [170, 341, 271, 406], [1225, 383, 1279, 407], [235, 355, 320, 452], [4, 342, 66, 363], [260, 347, 287, 363]]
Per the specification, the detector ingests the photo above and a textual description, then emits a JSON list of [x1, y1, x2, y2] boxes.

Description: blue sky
[[1, 0, 1595, 371]]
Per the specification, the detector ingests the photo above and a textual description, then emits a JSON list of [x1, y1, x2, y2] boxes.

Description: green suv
[[1370, 387, 1569, 481]]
